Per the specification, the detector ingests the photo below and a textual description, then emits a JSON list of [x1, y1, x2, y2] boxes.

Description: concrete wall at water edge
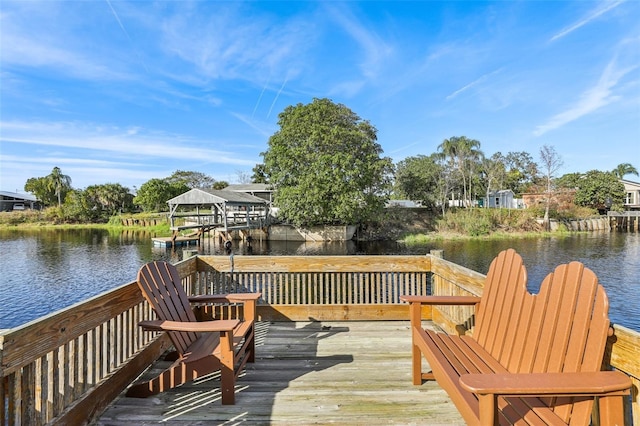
[[268, 224, 357, 241]]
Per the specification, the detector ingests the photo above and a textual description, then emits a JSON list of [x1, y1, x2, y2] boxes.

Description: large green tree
[[574, 170, 625, 211], [251, 164, 268, 183], [481, 152, 507, 208], [394, 154, 443, 211], [24, 176, 56, 206], [84, 183, 133, 216], [134, 178, 189, 212], [166, 170, 216, 189], [504, 151, 538, 195], [262, 98, 393, 227], [24, 167, 72, 207]]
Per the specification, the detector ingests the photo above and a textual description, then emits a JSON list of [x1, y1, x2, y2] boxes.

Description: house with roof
[[0, 191, 39, 211], [622, 179, 640, 210], [223, 183, 274, 204]]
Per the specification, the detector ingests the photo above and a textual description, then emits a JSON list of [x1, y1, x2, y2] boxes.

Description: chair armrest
[[400, 295, 481, 305], [459, 371, 632, 397], [189, 292, 262, 304], [139, 319, 240, 333]]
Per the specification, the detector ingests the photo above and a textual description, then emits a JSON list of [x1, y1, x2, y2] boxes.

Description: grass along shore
[[1, 207, 599, 241]]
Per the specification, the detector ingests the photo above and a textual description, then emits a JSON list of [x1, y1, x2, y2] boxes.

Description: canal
[[1, 228, 638, 331]]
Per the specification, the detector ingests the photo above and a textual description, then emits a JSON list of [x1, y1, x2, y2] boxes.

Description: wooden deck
[[5, 254, 637, 425], [95, 320, 464, 425]]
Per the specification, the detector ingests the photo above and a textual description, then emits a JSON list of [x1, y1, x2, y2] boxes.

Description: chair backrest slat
[[137, 261, 199, 354], [473, 249, 528, 361]]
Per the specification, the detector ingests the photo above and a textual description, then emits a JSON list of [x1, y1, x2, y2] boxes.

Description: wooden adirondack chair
[[126, 261, 260, 405], [402, 249, 631, 425]]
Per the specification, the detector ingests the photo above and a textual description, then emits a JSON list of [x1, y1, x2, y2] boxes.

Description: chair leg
[[247, 326, 256, 363], [598, 395, 626, 426], [220, 331, 236, 405]]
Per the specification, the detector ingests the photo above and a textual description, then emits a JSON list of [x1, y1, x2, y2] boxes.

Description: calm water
[[1, 229, 638, 331]]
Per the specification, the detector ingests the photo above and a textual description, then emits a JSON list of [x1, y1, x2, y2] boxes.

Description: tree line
[[23, 168, 229, 222], [19, 98, 638, 226]]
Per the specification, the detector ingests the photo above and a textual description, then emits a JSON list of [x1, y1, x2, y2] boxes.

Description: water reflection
[[0, 229, 637, 331]]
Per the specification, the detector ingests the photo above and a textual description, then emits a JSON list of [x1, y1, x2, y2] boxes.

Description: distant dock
[[608, 211, 640, 231], [151, 235, 200, 247]]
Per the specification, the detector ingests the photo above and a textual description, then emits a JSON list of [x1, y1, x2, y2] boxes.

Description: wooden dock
[[608, 211, 640, 231], [3, 254, 638, 425], [96, 320, 464, 425], [152, 236, 200, 247]]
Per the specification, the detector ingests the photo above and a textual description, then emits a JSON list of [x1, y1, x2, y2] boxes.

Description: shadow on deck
[[95, 321, 464, 425]]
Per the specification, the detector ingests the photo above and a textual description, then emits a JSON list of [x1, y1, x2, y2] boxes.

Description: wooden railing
[[0, 261, 196, 426], [1, 254, 638, 425], [192, 255, 433, 321]]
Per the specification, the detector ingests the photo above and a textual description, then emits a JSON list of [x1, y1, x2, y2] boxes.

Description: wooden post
[[183, 249, 198, 259]]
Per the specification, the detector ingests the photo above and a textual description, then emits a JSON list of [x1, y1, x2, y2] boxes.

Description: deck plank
[[95, 321, 464, 425]]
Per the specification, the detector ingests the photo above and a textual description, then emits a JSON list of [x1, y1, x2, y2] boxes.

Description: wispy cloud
[[104, 0, 149, 73], [159, 5, 311, 85], [267, 76, 289, 118], [0, 154, 159, 189], [0, 120, 255, 166], [533, 57, 636, 136], [0, 4, 134, 81], [446, 68, 505, 100], [324, 4, 393, 81], [230, 113, 275, 138], [550, 0, 625, 42]]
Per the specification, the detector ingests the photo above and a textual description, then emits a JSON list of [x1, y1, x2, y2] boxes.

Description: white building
[[485, 190, 523, 209], [622, 179, 640, 210]]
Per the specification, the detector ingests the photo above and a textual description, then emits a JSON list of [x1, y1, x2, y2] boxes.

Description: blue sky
[[1, 0, 639, 193]]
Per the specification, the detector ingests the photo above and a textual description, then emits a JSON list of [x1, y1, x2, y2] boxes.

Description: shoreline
[[0, 221, 581, 242]]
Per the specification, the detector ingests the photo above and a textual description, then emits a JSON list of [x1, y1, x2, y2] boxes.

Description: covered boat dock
[[153, 188, 270, 247]]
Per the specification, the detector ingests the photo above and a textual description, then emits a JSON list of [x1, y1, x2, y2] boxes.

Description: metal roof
[[0, 191, 38, 202], [167, 188, 267, 206], [223, 183, 274, 192]]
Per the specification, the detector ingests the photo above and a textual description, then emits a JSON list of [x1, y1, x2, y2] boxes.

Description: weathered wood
[[430, 256, 485, 335], [607, 324, 640, 425], [198, 255, 431, 273], [256, 303, 431, 321], [96, 321, 466, 425], [1, 282, 144, 375], [53, 334, 171, 426]]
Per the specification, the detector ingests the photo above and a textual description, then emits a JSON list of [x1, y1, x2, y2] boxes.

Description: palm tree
[[458, 137, 483, 206], [612, 163, 638, 180], [437, 136, 482, 207], [47, 167, 72, 207], [437, 137, 462, 207]]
